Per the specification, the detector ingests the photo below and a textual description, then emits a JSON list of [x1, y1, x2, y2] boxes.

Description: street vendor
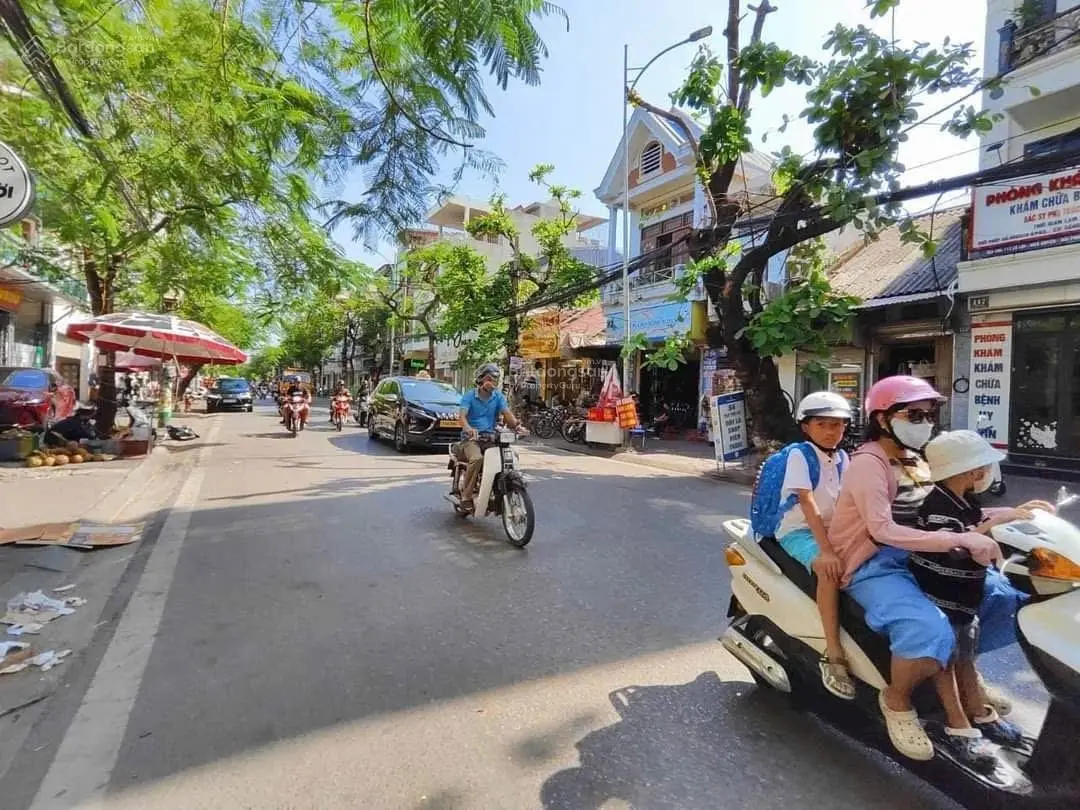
[[46, 404, 98, 447]]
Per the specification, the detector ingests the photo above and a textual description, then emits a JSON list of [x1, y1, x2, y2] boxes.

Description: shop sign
[[604, 300, 690, 343], [971, 164, 1080, 253], [710, 392, 750, 463], [828, 370, 862, 414], [967, 315, 1012, 450], [0, 141, 35, 227], [0, 283, 22, 312]]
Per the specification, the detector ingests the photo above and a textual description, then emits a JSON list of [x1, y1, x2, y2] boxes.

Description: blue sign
[[605, 301, 690, 344]]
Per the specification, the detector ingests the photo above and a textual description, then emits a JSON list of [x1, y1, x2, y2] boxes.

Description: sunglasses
[[895, 408, 937, 424]]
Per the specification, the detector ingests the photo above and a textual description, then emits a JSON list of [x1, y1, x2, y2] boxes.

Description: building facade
[[1, 217, 93, 400], [956, 0, 1080, 474], [593, 106, 776, 428]]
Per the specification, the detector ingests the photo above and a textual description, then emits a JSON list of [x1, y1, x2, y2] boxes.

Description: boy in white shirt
[[776, 392, 854, 700]]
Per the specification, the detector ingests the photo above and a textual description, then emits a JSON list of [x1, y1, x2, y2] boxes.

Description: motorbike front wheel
[[335, 412, 343, 431], [501, 482, 535, 547]]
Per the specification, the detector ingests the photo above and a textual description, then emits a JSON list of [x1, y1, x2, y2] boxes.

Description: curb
[[526, 440, 757, 486]]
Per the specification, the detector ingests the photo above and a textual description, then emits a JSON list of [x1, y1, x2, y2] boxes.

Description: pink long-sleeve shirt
[[828, 442, 979, 583]]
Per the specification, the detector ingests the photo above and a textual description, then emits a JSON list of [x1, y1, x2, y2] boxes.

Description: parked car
[[0, 367, 77, 429], [205, 377, 254, 413], [368, 376, 463, 452]]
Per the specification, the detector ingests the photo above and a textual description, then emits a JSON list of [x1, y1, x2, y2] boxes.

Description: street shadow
[[159, 442, 228, 455], [2, 452, 1040, 809], [538, 673, 954, 810]]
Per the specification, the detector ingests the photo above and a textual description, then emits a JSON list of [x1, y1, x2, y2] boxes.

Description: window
[[1024, 125, 1080, 159], [639, 141, 663, 176], [0, 368, 48, 389]]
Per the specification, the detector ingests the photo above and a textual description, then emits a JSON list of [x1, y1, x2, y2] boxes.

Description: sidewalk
[[528, 435, 759, 484]]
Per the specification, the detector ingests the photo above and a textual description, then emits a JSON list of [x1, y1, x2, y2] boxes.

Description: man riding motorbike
[[456, 363, 522, 513], [329, 380, 351, 423], [280, 381, 310, 426]]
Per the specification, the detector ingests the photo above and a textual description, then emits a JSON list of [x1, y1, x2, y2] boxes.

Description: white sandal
[[879, 691, 934, 761], [819, 656, 856, 700]]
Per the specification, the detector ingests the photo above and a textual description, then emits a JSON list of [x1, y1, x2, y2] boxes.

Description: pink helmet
[[864, 375, 945, 415]]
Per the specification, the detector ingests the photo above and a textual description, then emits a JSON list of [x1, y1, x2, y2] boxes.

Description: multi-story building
[[593, 106, 776, 428], [956, 0, 1080, 474], [1, 217, 93, 400], [395, 195, 608, 389]]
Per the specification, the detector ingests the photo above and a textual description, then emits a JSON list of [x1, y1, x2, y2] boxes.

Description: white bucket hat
[[924, 430, 1006, 482]]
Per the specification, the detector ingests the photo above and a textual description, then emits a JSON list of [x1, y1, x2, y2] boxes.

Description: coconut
[[26, 455, 43, 468], [43, 455, 56, 467], [53, 454, 69, 466]]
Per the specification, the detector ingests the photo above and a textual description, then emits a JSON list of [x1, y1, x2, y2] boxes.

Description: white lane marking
[[29, 417, 223, 810]]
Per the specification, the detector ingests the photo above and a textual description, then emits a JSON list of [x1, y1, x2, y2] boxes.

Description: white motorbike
[[445, 430, 535, 547], [720, 491, 1080, 808]]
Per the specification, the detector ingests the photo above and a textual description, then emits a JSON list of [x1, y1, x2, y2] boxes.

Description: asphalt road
[[3, 404, 1048, 809]]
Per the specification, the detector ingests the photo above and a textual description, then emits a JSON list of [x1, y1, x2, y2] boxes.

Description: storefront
[[963, 306, 1080, 472]]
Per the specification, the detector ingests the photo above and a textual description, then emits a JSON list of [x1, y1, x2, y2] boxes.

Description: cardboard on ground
[[0, 522, 142, 548]]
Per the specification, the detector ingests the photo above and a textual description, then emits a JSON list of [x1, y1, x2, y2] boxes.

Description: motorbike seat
[[758, 536, 891, 680]]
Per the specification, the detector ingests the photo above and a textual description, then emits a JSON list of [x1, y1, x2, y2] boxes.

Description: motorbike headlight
[[1029, 547, 1080, 583]]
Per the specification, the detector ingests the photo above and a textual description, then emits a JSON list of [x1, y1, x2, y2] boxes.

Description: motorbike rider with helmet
[[329, 380, 351, 422], [280, 380, 310, 426], [456, 363, 522, 513], [827, 376, 1045, 763]]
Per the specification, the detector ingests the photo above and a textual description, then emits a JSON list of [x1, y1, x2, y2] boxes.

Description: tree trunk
[[427, 333, 436, 375], [84, 250, 121, 432], [175, 363, 204, 397]]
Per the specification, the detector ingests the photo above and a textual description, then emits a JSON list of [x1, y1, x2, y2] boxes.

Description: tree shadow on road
[[538, 672, 953, 810]]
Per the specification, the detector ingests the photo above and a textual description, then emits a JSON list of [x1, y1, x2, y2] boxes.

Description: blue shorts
[[777, 528, 819, 572], [845, 546, 1026, 667]]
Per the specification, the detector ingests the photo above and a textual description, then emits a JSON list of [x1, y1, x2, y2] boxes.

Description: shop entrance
[[1011, 310, 1080, 458], [640, 354, 700, 428], [877, 341, 938, 391]]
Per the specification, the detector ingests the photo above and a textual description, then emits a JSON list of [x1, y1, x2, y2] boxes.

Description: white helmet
[[796, 391, 852, 422]]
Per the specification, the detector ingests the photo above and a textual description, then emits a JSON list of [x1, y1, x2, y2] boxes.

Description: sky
[[333, 0, 989, 266]]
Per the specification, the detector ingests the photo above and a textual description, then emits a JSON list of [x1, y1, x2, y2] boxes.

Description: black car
[[206, 378, 254, 413], [368, 376, 463, 451]]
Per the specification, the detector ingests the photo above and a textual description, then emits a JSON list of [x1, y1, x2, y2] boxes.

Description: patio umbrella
[[65, 312, 248, 365], [114, 351, 162, 371]]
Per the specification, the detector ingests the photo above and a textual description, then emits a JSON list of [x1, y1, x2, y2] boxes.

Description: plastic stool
[[628, 426, 647, 449]]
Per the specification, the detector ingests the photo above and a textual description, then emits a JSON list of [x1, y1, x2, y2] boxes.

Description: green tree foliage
[[635, 0, 990, 442], [437, 165, 599, 376]]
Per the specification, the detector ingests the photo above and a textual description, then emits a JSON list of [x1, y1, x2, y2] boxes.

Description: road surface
[[0, 404, 1046, 809]]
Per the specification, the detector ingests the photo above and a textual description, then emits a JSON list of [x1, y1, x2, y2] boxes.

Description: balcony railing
[[602, 263, 686, 302], [1001, 6, 1080, 72]]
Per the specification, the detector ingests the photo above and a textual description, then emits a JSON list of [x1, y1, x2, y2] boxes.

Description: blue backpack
[[749, 442, 848, 540]]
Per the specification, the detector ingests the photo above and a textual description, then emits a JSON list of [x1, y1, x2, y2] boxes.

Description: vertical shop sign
[[967, 315, 1012, 450], [711, 392, 749, 463]]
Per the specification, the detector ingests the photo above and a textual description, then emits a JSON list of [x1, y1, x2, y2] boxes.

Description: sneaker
[[879, 691, 934, 761], [931, 727, 999, 775], [974, 710, 1035, 756]]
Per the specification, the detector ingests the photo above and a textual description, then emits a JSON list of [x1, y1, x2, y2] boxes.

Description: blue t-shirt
[[460, 389, 508, 433]]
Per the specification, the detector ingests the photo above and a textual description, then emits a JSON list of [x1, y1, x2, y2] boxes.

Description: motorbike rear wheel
[[501, 482, 535, 547]]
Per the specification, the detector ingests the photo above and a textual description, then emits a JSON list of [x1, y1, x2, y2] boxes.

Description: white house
[[956, 0, 1080, 474], [593, 106, 776, 428]]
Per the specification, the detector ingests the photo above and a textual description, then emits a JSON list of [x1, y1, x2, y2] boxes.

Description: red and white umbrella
[[114, 352, 161, 371], [66, 312, 247, 365]]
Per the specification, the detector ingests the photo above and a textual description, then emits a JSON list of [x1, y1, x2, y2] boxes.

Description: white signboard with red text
[[971, 164, 1080, 253], [967, 315, 1013, 450]]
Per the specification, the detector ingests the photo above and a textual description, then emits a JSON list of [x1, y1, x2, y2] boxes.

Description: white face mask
[[890, 419, 933, 450], [974, 469, 994, 494]]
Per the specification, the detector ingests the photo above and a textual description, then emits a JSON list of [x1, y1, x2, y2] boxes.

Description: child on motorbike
[[775, 392, 856, 700], [914, 431, 1050, 765]]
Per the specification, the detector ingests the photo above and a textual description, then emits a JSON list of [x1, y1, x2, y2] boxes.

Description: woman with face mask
[[824, 377, 1027, 763]]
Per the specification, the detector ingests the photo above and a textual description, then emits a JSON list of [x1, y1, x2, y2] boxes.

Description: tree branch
[[725, 0, 741, 106], [738, 2, 778, 112]]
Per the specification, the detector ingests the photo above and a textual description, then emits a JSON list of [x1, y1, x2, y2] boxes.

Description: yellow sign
[[521, 312, 561, 358], [0, 284, 22, 312]]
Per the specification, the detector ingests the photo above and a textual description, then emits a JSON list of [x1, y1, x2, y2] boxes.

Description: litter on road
[[0, 522, 143, 549], [2, 590, 84, 632]]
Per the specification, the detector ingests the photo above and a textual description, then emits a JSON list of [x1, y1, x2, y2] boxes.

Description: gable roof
[[594, 108, 704, 203], [827, 207, 965, 308]]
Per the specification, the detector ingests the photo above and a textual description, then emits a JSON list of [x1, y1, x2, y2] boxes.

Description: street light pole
[[620, 26, 712, 405]]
